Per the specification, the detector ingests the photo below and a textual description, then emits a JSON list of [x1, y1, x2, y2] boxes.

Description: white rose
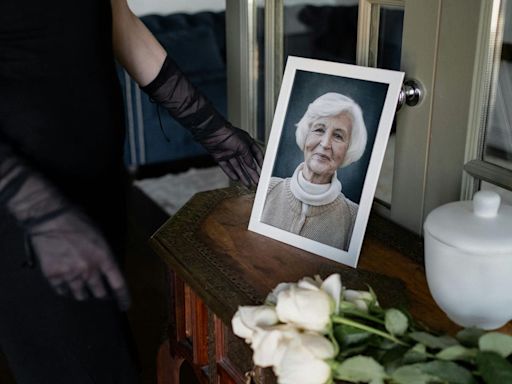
[[276, 285, 333, 332], [231, 305, 279, 343], [320, 274, 342, 313], [250, 324, 299, 368], [274, 332, 335, 384], [297, 275, 323, 290], [297, 274, 342, 313], [343, 289, 376, 312], [266, 282, 295, 305]]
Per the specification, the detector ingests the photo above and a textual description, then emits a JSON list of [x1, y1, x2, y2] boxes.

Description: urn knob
[[473, 190, 501, 218]]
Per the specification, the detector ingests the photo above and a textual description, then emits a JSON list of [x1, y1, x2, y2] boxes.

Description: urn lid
[[424, 190, 512, 254]]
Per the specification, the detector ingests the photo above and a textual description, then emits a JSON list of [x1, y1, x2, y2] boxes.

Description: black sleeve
[[140, 55, 226, 140]]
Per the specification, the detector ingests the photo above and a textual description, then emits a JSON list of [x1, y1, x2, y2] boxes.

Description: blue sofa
[[117, 11, 227, 171]]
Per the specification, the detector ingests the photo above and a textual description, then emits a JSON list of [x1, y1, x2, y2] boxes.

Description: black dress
[[0, 1, 138, 382]]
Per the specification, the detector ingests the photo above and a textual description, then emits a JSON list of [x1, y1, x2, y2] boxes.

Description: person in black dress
[[0, 0, 262, 382]]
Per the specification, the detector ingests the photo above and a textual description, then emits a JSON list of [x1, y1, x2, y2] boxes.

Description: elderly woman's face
[[303, 112, 352, 184]]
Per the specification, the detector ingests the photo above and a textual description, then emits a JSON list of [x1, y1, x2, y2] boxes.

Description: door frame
[[226, 0, 490, 234]]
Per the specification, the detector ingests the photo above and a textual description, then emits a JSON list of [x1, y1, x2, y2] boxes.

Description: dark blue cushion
[[154, 26, 225, 75], [141, 12, 226, 59]]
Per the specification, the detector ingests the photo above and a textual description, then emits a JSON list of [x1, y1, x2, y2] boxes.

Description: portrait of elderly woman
[[261, 92, 367, 251]]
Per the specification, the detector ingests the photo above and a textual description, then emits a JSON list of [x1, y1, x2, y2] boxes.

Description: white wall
[[128, 0, 225, 16], [128, 0, 358, 16]]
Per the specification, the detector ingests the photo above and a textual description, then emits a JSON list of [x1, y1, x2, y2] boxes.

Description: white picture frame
[[248, 56, 404, 267]]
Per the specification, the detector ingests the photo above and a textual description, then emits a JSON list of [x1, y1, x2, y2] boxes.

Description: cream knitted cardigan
[[261, 175, 358, 250]]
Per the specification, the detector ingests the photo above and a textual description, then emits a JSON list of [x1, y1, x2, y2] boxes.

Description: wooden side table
[[149, 186, 460, 384]]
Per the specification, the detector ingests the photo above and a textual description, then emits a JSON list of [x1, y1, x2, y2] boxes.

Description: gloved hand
[[0, 144, 131, 310], [196, 123, 263, 187], [141, 55, 263, 187], [27, 209, 130, 309]]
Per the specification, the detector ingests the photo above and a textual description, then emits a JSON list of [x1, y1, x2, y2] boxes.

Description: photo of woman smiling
[[261, 92, 367, 250]]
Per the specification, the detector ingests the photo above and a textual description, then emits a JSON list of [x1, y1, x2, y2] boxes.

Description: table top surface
[[150, 186, 511, 334]]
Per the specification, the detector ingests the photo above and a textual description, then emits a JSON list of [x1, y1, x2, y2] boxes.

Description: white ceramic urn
[[423, 190, 512, 330]]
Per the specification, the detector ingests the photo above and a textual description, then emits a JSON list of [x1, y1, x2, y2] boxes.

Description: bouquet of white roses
[[231, 274, 512, 384]]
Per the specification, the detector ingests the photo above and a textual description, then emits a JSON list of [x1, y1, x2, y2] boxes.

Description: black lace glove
[[141, 56, 263, 187], [0, 144, 130, 310]]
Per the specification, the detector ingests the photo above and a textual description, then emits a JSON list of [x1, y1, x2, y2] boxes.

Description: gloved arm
[[0, 143, 130, 310], [140, 56, 264, 187], [110, 0, 263, 187]]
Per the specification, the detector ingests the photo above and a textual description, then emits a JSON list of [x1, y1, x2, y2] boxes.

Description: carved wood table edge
[[149, 185, 451, 329]]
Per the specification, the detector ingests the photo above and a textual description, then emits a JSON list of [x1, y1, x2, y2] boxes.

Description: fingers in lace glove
[[85, 271, 108, 299], [68, 276, 89, 301], [219, 155, 257, 188], [0, 145, 131, 310], [100, 256, 132, 311], [30, 211, 131, 311], [199, 124, 264, 188]]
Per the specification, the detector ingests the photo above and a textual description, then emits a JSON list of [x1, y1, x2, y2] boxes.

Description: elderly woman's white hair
[[295, 92, 367, 168]]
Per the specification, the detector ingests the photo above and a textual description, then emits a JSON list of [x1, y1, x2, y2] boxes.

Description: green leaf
[[476, 351, 512, 384], [369, 302, 385, 316], [367, 285, 378, 302], [380, 345, 409, 369], [366, 285, 383, 315], [456, 328, 486, 347], [403, 343, 428, 364], [479, 332, 512, 358], [385, 309, 409, 336], [340, 307, 387, 325], [338, 343, 370, 359], [391, 365, 438, 384], [340, 301, 358, 311], [409, 332, 459, 349], [334, 356, 387, 383], [436, 345, 477, 362], [416, 360, 476, 384], [371, 337, 398, 351], [334, 324, 372, 347]]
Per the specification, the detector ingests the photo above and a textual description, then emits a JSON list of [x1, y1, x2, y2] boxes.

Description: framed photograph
[[248, 56, 404, 267]]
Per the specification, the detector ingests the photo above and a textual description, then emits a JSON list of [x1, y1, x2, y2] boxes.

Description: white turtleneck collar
[[290, 163, 342, 206]]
